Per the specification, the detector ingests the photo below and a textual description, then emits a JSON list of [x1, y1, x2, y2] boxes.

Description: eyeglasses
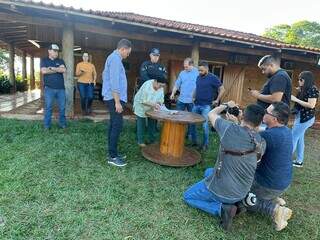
[[264, 109, 277, 118]]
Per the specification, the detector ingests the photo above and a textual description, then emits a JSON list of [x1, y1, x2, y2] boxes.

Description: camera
[[221, 106, 240, 117]]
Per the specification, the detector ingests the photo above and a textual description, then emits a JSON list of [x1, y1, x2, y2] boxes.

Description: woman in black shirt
[[291, 71, 319, 167]]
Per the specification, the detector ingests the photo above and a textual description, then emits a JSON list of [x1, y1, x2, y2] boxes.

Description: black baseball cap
[[150, 48, 160, 56]]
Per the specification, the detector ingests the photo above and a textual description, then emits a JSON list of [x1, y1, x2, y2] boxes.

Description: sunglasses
[[264, 109, 277, 118]]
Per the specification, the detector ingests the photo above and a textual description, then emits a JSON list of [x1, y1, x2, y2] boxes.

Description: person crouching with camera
[[183, 101, 266, 231]]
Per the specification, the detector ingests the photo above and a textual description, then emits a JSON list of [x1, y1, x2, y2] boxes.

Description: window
[[209, 64, 224, 80]]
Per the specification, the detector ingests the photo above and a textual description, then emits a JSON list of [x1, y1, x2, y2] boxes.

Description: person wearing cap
[[133, 78, 166, 147], [40, 44, 67, 130], [76, 52, 97, 115], [102, 38, 132, 167], [249, 54, 292, 109], [138, 48, 167, 89]]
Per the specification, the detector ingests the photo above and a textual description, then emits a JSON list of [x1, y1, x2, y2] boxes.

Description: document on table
[[159, 105, 179, 115]]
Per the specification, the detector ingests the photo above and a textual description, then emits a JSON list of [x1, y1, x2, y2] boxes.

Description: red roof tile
[[6, 0, 320, 53]]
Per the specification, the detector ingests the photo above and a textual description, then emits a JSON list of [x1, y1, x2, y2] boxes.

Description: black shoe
[[108, 157, 127, 167], [220, 204, 237, 231], [235, 201, 247, 216], [293, 160, 303, 168]]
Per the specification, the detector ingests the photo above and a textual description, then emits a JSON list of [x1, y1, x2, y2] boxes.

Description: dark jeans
[[106, 100, 125, 158], [78, 82, 94, 113], [176, 100, 193, 137], [136, 116, 156, 144], [248, 180, 288, 216], [44, 86, 66, 128]]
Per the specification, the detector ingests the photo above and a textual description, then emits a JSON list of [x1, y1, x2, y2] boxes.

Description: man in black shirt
[[138, 48, 167, 89], [40, 44, 67, 130], [249, 55, 292, 109]]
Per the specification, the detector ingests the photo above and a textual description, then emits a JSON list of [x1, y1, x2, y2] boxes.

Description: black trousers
[[106, 99, 125, 158]]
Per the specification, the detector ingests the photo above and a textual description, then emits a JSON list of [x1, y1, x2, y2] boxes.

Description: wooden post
[[22, 51, 27, 83], [191, 41, 200, 67], [30, 55, 35, 90], [62, 24, 74, 117], [9, 43, 16, 93]]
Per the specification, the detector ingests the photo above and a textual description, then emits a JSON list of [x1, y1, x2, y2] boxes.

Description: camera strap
[[216, 126, 263, 177]]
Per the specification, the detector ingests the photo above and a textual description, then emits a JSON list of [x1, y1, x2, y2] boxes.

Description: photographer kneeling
[[183, 101, 266, 231]]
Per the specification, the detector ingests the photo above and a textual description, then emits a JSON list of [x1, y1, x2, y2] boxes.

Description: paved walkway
[[0, 90, 41, 112]]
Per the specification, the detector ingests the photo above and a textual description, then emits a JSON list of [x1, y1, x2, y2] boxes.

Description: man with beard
[[249, 55, 292, 109], [189, 60, 225, 151]]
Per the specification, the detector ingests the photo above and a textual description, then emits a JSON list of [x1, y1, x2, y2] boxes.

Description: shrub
[[0, 74, 12, 94]]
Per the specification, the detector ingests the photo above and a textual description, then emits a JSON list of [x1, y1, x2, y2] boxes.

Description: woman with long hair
[[291, 71, 319, 167]]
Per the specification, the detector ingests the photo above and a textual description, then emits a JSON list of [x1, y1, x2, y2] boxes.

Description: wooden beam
[[281, 53, 317, 64], [0, 12, 63, 28], [191, 41, 200, 66], [30, 55, 35, 90], [75, 23, 192, 47], [200, 41, 272, 56], [62, 24, 74, 117], [8, 43, 16, 92], [22, 51, 27, 82]]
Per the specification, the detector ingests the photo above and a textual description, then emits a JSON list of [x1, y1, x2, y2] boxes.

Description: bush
[[16, 80, 28, 92], [0, 74, 12, 94]]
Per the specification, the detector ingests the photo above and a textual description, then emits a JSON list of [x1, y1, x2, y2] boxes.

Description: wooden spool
[[141, 110, 205, 167]]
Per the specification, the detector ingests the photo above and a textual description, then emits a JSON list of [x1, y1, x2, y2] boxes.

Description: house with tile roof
[[0, 0, 319, 116]]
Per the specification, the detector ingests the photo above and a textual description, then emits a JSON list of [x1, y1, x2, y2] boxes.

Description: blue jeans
[[106, 100, 125, 158], [77, 83, 94, 113], [176, 101, 193, 137], [292, 113, 315, 163], [183, 168, 222, 216], [190, 105, 211, 146], [44, 86, 66, 128]]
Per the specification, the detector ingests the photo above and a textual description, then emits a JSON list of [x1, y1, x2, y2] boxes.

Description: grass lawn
[[0, 118, 319, 240]]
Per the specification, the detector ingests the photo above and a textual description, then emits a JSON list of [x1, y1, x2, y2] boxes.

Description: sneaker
[[107, 157, 127, 167], [118, 154, 127, 160], [275, 197, 286, 206], [273, 205, 293, 231], [293, 161, 303, 168], [220, 204, 237, 231], [138, 143, 146, 147]]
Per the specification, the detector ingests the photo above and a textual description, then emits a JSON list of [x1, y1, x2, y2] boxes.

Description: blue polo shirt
[[256, 126, 293, 190], [102, 50, 128, 103], [175, 67, 198, 104], [195, 73, 222, 106], [40, 57, 66, 89]]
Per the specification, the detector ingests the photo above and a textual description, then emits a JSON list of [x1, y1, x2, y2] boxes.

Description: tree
[[263, 20, 320, 49], [0, 49, 9, 71]]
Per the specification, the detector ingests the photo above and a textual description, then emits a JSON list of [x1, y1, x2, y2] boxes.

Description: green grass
[[0, 119, 319, 240]]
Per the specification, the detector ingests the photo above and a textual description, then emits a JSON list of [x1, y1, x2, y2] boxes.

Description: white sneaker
[[273, 205, 293, 231]]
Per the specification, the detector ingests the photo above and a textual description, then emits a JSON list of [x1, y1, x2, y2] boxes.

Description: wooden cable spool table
[[141, 110, 205, 167]]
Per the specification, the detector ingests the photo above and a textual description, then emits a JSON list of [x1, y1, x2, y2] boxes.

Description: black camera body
[[221, 106, 240, 117]]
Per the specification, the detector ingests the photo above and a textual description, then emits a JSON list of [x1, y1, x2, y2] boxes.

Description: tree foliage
[[263, 20, 320, 49]]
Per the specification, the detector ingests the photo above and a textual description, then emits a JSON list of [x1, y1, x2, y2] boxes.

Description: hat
[[48, 44, 59, 51], [150, 48, 160, 56]]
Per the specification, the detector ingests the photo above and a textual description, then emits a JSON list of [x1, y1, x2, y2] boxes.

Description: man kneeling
[[183, 102, 266, 231]]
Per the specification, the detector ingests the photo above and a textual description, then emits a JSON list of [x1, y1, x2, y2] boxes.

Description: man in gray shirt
[[183, 101, 266, 231]]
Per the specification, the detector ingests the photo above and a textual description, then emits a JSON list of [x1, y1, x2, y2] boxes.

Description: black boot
[[220, 204, 237, 231]]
